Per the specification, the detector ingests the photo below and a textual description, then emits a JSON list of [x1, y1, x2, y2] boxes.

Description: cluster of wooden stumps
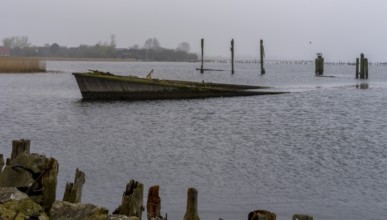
[[356, 53, 369, 79], [199, 38, 265, 75], [1, 140, 314, 219], [0, 139, 199, 220]]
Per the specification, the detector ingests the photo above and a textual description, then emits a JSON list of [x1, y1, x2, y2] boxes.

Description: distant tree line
[[1, 36, 198, 62]]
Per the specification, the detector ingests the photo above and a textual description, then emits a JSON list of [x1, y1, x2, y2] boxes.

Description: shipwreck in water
[[72, 70, 285, 101]]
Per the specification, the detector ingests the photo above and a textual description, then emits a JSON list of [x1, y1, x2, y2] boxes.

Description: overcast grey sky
[[2, 0, 387, 61]]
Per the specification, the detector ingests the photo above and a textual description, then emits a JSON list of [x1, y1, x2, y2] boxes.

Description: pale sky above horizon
[[2, 0, 387, 61]]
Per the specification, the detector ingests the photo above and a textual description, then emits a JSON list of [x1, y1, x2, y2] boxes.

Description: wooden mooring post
[[231, 39, 235, 74], [11, 139, 30, 159], [147, 185, 162, 220], [260, 39, 265, 74], [200, 38, 204, 74], [315, 53, 324, 75], [356, 53, 369, 79], [183, 188, 200, 220]]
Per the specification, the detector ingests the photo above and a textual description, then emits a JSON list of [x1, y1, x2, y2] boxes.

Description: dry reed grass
[[0, 57, 46, 73]]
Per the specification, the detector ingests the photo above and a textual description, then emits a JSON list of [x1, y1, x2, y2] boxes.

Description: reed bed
[[0, 57, 46, 73]]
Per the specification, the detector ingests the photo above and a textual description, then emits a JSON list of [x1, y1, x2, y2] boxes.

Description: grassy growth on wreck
[[0, 57, 46, 73]]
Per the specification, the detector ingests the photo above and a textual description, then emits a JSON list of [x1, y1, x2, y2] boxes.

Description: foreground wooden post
[[260, 39, 265, 74], [63, 168, 86, 203], [200, 39, 204, 74], [11, 139, 30, 159], [147, 185, 162, 220], [248, 210, 276, 220], [0, 154, 4, 168], [231, 39, 235, 74], [293, 214, 313, 220], [315, 53, 324, 75], [183, 188, 200, 220], [114, 179, 144, 219], [42, 158, 59, 212], [356, 58, 359, 78]]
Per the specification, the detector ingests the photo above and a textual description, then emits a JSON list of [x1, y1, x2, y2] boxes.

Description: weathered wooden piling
[[260, 39, 265, 74], [0, 154, 4, 168], [183, 188, 200, 220], [248, 210, 276, 220], [360, 53, 365, 79], [200, 39, 204, 74], [365, 58, 369, 79], [11, 139, 30, 159], [147, 185, 162, 220], [231, 39, 235, 74], [315, 53, 324, 75], [293, 214, 313, 220], [41, 158, 59, 212], [114, 179, 144, 219], [63, 168, 86, 203], [356, 53, 369, 79], [0, 139, 59, 212]]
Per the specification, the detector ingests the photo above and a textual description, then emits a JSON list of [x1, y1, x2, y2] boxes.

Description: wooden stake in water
[[365, 58, 369, 79], [200, 39, 204, 74], [260, 39, 265, 74], [231, 39, 234, 74], [356, 53, 369, 79], [360, 53, 365, 79], [315, 53, 324, 75]]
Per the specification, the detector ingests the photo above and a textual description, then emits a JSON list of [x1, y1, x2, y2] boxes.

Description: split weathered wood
[[183, 188, 200, 220], [42, 158, 59, 212], [11, 139, 30, 160], [248, 210, 276, 220], [114, 179, 144, 219], [63, 168, 85, 203]]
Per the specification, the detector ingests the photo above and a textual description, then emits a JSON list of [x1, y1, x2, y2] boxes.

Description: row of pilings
[[0, 139, 314, 219], [199, 38, 266, 75], [197, 38, 378, 79]]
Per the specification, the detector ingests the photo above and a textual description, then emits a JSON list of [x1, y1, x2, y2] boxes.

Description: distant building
[[0, 47, 11, 56]]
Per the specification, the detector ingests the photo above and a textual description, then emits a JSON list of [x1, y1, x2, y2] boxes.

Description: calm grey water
[[1, 61, 387, 220]]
